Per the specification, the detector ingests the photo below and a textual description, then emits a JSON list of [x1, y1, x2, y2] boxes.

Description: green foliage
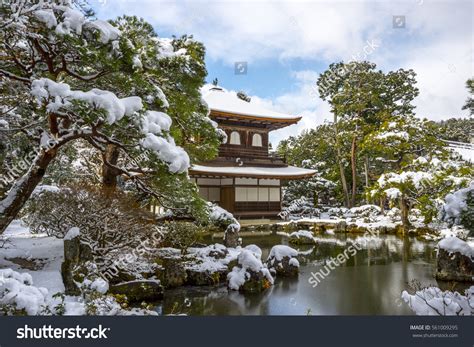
[[462, 78, 474, 116], [0, 5, 222, 224], [315, 61, 420, 205], [434, 117, 474, 143], [369, 157, 473, 224], [460, 189, 474, 233], [161, 222, 202, 254], [277, 124, 343, 202], [23, 183, 159, 244]]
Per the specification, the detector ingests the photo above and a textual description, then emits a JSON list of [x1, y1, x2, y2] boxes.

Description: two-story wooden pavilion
[[189, 86, 316, 218]]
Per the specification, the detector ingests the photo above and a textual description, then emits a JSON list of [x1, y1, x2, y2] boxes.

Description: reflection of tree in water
[[157, 233, 440, 315]]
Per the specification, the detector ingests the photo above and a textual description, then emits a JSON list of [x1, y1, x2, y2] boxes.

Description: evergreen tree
[[317, 61, 419, 207], [0, 2, 222, 233], [462, 78, 474, 116]]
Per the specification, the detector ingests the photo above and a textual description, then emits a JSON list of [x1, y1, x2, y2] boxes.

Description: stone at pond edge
[[108, 280, 164, 302], [161, 258, 187, 288], [267, 256, 299, 277], [186, 269, 227, 286], [289, 233, 315, 245], [435, 249, 474, 282], [224, 227, 240, 248], [234, 269, 272, 293]]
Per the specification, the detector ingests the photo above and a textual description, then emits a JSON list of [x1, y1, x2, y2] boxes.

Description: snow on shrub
[[227, 249, 273, 291], [209, 204, 240, 232], [244, 244, 263, 259], [280, 197, 320, 220], [346, 205, 382, 219], [438, 236, 474, 259], [0, 269, 48, 315], [209, 204, 240, 246], [441, 182, 474, 233], [402, 286, 474, 315]]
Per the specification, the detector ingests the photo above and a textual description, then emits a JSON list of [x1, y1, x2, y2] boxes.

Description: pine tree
[[462, 78, 474, 116], [317, 61, 419, 207], [0, 2, 222, 233]]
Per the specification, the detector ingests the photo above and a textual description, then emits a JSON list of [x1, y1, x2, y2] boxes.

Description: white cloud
[[93, 0, 473, 144]]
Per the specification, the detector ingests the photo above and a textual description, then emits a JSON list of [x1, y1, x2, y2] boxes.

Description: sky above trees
[[91, 0, 473, 145]]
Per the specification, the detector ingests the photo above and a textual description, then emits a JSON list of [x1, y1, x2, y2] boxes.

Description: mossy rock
[[109, 280, 164, 302], [435, 249, 474, 282], [239, 271, 272, 293], [162, 258, 187, 288], [186, 269, 226, 286]]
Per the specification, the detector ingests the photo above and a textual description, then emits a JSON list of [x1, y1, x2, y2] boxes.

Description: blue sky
[[91, 0, 473, 145]]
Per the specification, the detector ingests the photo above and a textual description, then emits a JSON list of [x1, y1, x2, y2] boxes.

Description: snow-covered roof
[[202, 85, 301, 122], [190, 165, 316, 179]]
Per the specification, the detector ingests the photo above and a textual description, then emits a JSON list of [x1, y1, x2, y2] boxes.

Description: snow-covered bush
[[0, 269, 48, 315], [344, 205, 381, 220], [227, 248, 273, 292], [24, 184, 161, 274], [282, 175, 337, 208], [402, 285, 474, 316], [279, 197, 320, 220], [24, 183, 159, 238], [369, 157, 473, 230], [325, 207, 349, 218], [441, 182, 474, 235], [208, 204, 240, 247]]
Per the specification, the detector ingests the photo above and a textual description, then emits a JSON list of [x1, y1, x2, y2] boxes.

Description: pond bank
[[234, 218, 435, 236]]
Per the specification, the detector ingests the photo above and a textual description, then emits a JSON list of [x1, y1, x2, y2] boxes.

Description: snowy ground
[[0, 220, 64, 294], [0, 221, 125, 315]]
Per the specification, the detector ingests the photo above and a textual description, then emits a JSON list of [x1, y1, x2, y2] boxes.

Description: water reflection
[[157, 232, 444, 315]]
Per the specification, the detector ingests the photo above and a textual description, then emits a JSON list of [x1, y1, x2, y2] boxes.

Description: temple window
[[252, 133, 263, 147], [229, 131, 241, 145]]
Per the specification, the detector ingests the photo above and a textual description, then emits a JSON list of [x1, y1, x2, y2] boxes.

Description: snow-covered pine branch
[[0, 1, 222, 233]]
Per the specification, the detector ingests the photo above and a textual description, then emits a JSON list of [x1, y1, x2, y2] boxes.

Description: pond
[[155, 232, 460, 315]]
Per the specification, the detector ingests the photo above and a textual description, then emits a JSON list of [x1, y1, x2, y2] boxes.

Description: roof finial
[[237, 90, 251, 103]]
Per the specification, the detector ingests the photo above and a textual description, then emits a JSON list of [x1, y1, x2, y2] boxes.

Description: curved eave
[[210, 110, 301, 129], [189, 165, 317, 180]]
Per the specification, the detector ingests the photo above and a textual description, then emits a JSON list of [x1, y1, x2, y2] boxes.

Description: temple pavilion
[[189, 86, 316, 218]]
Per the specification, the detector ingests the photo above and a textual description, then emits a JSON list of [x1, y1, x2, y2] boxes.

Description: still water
[[155, 232, 450, 315]]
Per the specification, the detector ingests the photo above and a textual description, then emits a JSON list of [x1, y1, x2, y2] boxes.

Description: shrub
[[161, 222, 202, 254]]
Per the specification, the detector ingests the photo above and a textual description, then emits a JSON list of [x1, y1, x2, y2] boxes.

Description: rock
[[289, 230, 316, 245], [109, 280, 164, 302], [266, 245, 299, 277], [435, 249, 474, 282], [186, 269, 227, 286], [334, 221, 347, 233], [345, 224, 369, 233], [61, 233, 93, 295], [161, 258, 187, 288], [227, 249, 273, 293], [223, 225, 240, 248], [239, 269, 272, 293], [208, 244, 229, 259]]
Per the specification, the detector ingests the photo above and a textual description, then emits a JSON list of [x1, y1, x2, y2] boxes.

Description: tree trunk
[[363, 156, 370, 204], [0, 150, 56, 234], [333, 115, 350, 207], [102, 144, 121, 192], [399, 198, 411, 233], [350, 135, 357, 208]]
